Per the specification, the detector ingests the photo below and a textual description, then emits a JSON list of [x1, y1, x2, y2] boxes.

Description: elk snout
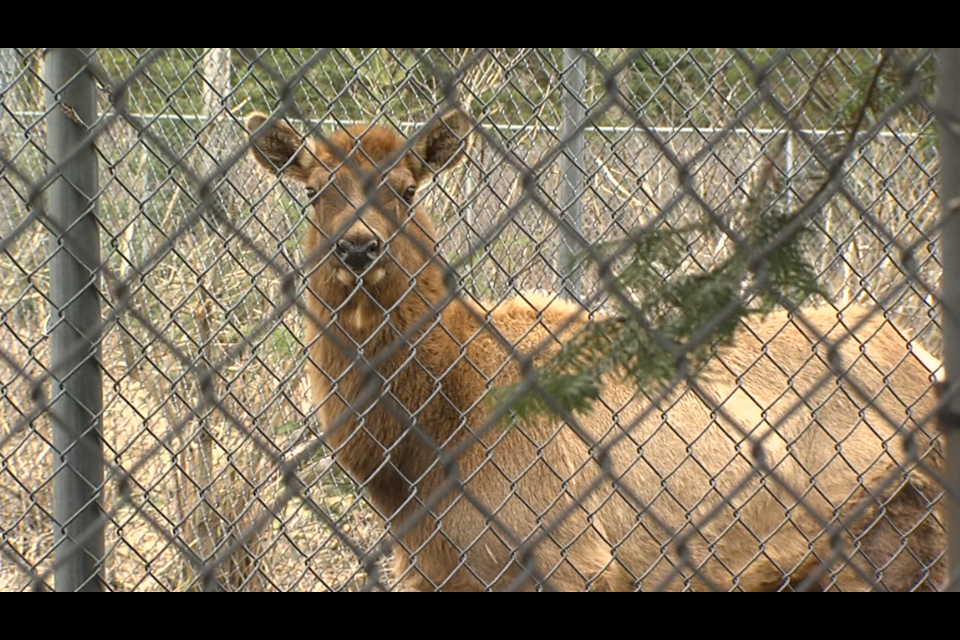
[[336, 237, 381, 272]]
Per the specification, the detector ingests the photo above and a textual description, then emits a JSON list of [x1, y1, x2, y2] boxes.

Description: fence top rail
[[6, 110, 924, 141]]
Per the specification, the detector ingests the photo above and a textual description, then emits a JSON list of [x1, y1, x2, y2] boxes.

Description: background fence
[[0, 48, 955, 591]]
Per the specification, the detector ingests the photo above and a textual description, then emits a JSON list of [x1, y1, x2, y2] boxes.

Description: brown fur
[[247, 111, 945, 591]]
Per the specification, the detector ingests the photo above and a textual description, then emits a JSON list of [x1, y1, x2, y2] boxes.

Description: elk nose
[[336, 237, 381, 272]]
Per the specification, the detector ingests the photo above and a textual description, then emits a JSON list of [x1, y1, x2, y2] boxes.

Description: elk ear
[[409, 110, 473, 183], [246, 111, 319, 184]]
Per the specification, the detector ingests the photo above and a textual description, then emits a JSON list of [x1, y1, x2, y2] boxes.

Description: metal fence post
[[940, 47, 960, 593], [46, 48, 104, 592], [559, 48, 585, 301]]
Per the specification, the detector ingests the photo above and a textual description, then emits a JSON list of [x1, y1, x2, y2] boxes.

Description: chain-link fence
[[0, 48, 956, 591]]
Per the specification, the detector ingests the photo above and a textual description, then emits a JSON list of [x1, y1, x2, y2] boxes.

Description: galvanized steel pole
[[46, 48, 104, 592], [940, 47, 960, 592], [559, 48, 585, 301]]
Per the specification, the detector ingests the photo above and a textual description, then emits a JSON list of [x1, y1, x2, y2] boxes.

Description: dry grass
[[1, 303, 394, 592]]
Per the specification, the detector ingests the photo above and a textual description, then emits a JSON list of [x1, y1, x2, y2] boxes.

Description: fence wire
[[0, 48, 955, 591]]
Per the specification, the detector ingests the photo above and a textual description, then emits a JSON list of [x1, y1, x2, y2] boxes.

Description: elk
[[247, 109, 945, 591]]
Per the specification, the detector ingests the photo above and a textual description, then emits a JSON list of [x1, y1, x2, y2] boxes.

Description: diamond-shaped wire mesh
[[0, 48, 953, 591]]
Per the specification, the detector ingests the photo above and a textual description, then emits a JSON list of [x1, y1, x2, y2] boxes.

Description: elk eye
[[403, 185, 417, 203]]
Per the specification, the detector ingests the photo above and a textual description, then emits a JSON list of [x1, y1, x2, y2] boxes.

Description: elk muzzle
[[336, 237, 381, 273]]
